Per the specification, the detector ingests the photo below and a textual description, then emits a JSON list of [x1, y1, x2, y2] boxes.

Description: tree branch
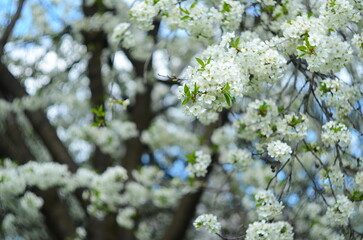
[[0, 110, 77, 240], [0, 62, 78, 172], [0, 0, 25, 56]]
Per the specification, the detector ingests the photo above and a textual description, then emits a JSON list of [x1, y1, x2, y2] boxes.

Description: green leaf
[[91, 105, 105, 118], [184, 85, 191, 96], [182, 97, 191, 105], [278, 106, 284, 113], [193, 82, 200, 94], [191, 1, 198, 8], [195, 57, 205, 67], [186, 152, 197, 164], [281, 4, 288, 15], [179, 7, 190, 14], [296, 46, 307, 51], [331, 126, 343, 133], [307, 12, 313, 18], [258, 101, 269, 117], [221, 2, 231, 13], [288, 115, 303, 127], [264, 5, 274, 13], [319, 82, 332, 93], [206, 56, 211, 64], [235, 37, 240, 46], [180, 16, 190, 20], [273, 13, 282, 19], [230, 37, 240, 49], [222, 83, 231, 92], [224, 93, 232, 107]]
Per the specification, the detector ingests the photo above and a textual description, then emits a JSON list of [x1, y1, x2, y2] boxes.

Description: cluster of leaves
[[297, 34, 316, 58], [91, 105, 106, 127]]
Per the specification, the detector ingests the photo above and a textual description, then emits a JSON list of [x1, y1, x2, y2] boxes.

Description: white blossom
[[186, 150, 212, 178], [316, 78, 359, 118], [255, 190, 284, 220], [321, 121, 351, 147], [219, 148, 252, 169], [116, 207, 136, 229], [194, 214, 221, 233], [245, 221, 294, 240], [319, 0, 360, 29], [325, 195, 354, 226], [267, 140, 292, 162], [129, 1, 158, 30]]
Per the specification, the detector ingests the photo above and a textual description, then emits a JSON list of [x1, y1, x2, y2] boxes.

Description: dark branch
[[0, 62, 78, 172], [0, 0, 25, 56]]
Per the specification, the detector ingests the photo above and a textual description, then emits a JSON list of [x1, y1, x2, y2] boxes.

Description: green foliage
[[221, 2, 231, 13], [296, 34, 316, 58], [349, 191, 363, 201], [221, 83, 235, 107], [91, 105, 106, 127], [287, 115, 304, 127], [195, 57, 211, 71], [319, 82, 334, 93], [229, 37, 240, 50], [182, 82, 201, 105], [331, 125, 343, 133], [258, 101, 269, 117], [186, 152, 197, 164], [191, 1, 198, 8]]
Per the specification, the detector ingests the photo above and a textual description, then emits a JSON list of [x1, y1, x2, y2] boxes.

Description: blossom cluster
[[211, 125, 236, 147], [0, 161, 71, 197], [319, 0, 360, 30], [319, 167, 345, 190], [69, 120, 138, 157], [179, 32, 286, 124], [141, 118, 199, 153], [234, 99, 308, 144], [234, 99, 279, 139], [165, 3, 221, 38], [178, 33, 249, 123], [116, 207, 137, 229], [321, 121, 351, 147], [352, 33, 363, 58], [193, 214, 221, 234], [277, 113, 308, 141], [281, 4, 359, 73], [267, 140, 292, 162], [165, 0, 244, 38], [245, 221, 294, 240], [219, 0, 245, 32], [219, 148, 252, 169], [186, 150, 212, 178], [316, 78, 359, 118], [254, 190, 284, 220], [258, 0, 304, 32], [79, 166, 128, 218], [129, 0, 177, 30], [325, 195, 354, 226]]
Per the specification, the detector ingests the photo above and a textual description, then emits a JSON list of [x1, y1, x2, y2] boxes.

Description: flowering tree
[[0, 0, 362, 239]]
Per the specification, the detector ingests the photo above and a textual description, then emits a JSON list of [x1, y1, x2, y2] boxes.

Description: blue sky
[[0, 0, 82, 36]]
